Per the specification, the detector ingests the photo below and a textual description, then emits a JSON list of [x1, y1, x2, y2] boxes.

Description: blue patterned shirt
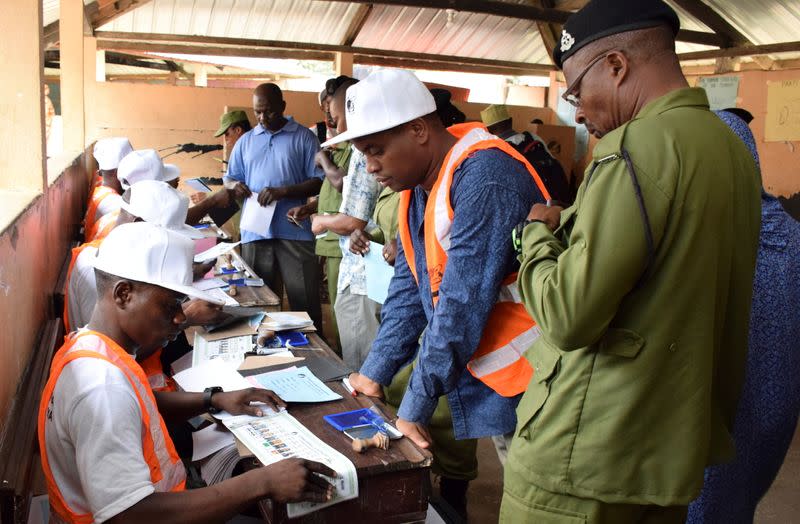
[[359, 149, 546, 439], [337, 147, 381, 295]]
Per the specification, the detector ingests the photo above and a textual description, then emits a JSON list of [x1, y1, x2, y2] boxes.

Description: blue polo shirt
[[224, 117, 324, 243]]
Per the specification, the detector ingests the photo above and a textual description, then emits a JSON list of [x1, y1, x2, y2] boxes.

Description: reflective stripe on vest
[[83, 186, 116, 236], [38, 331, 186, 523], [139, 348, 178, 393], [86, 209, 119, 242], [397, 122, 550, 397], [62, 239, 104, 334]]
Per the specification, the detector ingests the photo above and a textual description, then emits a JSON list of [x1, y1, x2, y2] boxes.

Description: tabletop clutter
[[177, 246, 406, 518]]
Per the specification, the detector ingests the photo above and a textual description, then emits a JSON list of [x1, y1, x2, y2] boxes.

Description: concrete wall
[[0, 154, 90, 421]]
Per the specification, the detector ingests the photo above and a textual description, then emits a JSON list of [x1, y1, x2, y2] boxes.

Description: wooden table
[[215, 248, 281, 311], [253, 333, 433, 524]]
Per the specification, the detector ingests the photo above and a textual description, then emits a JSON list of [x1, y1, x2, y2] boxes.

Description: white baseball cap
[[93, 137, 133, 171], [320, 69, 436, 148], [119, 180, 204, 239], [117, 149, 181, 190], [93, 222, 224, 304]]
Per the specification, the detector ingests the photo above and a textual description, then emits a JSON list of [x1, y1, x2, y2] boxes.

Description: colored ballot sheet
[[363, 241, 395, 304]]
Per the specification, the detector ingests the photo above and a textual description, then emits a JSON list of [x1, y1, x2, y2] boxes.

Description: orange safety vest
[[83, 186, 118, 236], [139, 348, 178, 392], [85, 209, 119, 242], [38, 331, 186, 523], [397, 122, 551, 398], [62, 239, 104, 334]]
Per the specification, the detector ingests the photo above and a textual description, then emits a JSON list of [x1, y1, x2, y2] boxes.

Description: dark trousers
[[242, 239, 323, 335]]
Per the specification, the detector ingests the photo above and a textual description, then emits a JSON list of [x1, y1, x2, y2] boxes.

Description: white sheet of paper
[[192, 423, 235, 461], [363, 241, 395, 304], [185, 178, 212, 193], [194, 241, 241, 263], [204, 287, 240, 306], [249, 366, 341, 403], [174, 359, 252, 393], [240, 194, 276, 237], [192, 332, 255, 367], [265, 312, 314, 330], [192, 277, 229, 291]]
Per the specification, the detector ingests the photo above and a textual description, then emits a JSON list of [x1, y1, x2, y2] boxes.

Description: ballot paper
[[224, 411, 358, 518], [192, 423, 235, 461], [185, 178, 213, 193], [263, 312, 314, 330], [249, 366, 341, 403], [203, 287, 240, 306], [194, 241, 241, 263], [192, 277, 229, 291], [192, 332, 255, 367], [363, 241, 395, 304], [240, 194, 276, 237]]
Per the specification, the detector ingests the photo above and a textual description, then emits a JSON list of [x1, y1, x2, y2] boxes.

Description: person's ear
[[606, 51, 628, 86], [279, 100, 287, 114], [112, 280, 134, 309], [407, 118, 429, 145]]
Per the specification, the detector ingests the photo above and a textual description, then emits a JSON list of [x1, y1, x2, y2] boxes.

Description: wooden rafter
[[678, 41, 800, 61], [96, 32, 556, 75], [342, 4, 373, 46], [670, 0, 750, 47], [43, 0, 153, 47], [528, 0, 561, 64]]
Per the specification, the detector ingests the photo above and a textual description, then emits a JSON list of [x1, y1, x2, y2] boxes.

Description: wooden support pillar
[[0, 0, 46, 192], [84, 37, 98, 145], [335, 52, 354, 76], [60, 0, 86, 153]]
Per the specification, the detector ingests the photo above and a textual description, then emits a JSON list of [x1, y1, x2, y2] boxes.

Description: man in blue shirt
[[328, 70, 545, 453], [224, 83, 325, 332]]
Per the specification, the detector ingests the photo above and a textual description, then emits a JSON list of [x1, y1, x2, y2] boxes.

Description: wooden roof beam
[[670, 0, 750, 47], [342, 4, 373, 46], [678, 40, 800, 61]]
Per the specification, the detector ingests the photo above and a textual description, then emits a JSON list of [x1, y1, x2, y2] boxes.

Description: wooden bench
[[0, 319, 62, 523]]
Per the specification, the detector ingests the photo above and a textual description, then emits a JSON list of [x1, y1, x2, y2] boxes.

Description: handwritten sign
[[766, 79, 800, 142], [697, 76, 739, 110]]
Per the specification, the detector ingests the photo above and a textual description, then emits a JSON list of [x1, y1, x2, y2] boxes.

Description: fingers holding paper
[[212, 388, 287, 416]]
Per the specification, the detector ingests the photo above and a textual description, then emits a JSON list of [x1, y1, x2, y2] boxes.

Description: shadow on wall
[[779, 193, 800, 221]]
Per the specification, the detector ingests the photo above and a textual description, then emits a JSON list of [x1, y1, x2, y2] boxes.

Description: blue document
[[363, 241, 395, 304], [251, 366, 341, 403]]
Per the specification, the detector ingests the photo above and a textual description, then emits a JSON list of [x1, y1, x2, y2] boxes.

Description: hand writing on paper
[[211, 388, 286, 417], [396, 418, 432, 450], [348, 373, 384, 399], [230, 181, 251, 199], [527, 203, 564, 232], [349, 229, 371, 255], [260, 458, 337, 503], [258, 187, 287, 206], [181, 299, 228, 327]]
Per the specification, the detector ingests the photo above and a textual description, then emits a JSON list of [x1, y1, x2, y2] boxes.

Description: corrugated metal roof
[[56, 0, 800, 69]]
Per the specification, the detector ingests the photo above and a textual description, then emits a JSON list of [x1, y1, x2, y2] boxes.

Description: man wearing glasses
[[502, 0, 762, 522]]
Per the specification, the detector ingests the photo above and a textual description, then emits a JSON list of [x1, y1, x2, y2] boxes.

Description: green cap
[[214, 110, 250, 137], [480, 104, 511, 127]]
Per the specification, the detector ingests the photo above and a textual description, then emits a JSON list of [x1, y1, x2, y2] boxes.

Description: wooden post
[[84, 37, 98, 145], [0, 0, 46, 192], [335, 52, 354, 76], [96, 49, 106, 82], [60, 0, 86, 153]]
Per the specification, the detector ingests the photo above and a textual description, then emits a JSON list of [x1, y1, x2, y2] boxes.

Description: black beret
[[553, 0, 680, 69]]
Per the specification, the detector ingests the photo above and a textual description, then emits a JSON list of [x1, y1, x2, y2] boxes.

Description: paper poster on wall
[[697, 76, 739, 110], [765, 80, 800, 142]]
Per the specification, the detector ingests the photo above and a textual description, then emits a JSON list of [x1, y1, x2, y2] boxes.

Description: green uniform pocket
[[597, 328, 645, 358], [515, 341, 560, 439]]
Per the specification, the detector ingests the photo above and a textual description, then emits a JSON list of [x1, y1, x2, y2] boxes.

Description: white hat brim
[[177, 224, 206, 239], [321, 119, 409, 148], [163, 164, 180, 181], [163, 281, 227, 305]]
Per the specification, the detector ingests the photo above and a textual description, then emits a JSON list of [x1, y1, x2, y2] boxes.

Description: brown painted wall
[[0, 154, 90, 421]]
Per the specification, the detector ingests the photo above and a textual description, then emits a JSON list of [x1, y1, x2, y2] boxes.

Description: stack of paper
[[194, 241, 241, 263], [199, 443, 242, 486], [263, 312, 315, 331]]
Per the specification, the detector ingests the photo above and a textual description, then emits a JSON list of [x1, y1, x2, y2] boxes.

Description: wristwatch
[[203, 386, 223, 414], [512, 219, 545, 256]]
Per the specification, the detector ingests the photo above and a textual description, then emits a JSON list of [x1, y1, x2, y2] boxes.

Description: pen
[[342, 377, 358, 398]]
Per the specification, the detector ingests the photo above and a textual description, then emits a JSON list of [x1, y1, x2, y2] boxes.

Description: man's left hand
[[396, 418, 432, 449], [527, 203, 564, 232], [211, 388, 286, 417], [311, 214, 327, 236], [258, 187, 288, 206], [182, 299, 229, 326]]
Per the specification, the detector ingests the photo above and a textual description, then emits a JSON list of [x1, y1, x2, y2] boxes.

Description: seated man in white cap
[[40, 222, 335, 524], [65, 180, 225, 391], [331, 70, 549, 517], [84, 137, 131, 236]]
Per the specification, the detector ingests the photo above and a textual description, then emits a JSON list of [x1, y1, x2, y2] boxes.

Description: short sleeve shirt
[[337, 147, 381, 294]]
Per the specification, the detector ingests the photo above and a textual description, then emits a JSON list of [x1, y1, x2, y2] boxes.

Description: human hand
[[181, 299, 229, 326], [259, 458, 337, 503], [396, 418, 432, 450], [230, 182, 251, 199], [209, 188, 234, 208], [311, 214, 327, 236], [527, 203, 564, 232], [192, 260, 215, 280], [258, 187, 287, 206], [190, 192, 208, 204], [349, 229, 371, 255], [382, 239, 397, 266], [314, 150, 333, 170], [287, 203, 315, 224], [211, 387, 286, 417], [348, 372, 384, 399]]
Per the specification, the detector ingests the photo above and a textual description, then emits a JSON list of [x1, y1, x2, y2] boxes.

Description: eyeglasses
[[561, 51, 613, 108]]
